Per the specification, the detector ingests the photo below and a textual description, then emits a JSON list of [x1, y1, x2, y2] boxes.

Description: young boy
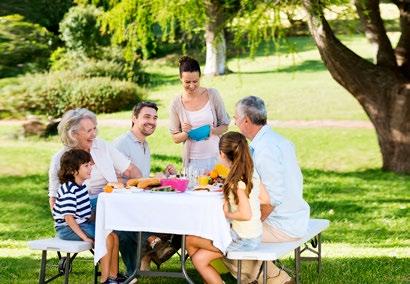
[[53, 149, 122, 284]]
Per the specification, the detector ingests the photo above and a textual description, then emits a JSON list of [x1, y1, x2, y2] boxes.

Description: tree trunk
[[204, 27, 226, 75], [303, 0, 410, 173], [203, 0, 227, 76]]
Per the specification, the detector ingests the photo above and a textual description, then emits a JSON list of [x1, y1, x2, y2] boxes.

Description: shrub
[[59, 5, 108, 56], [0, 15, 55, 78], [0, 71, 146, 118]]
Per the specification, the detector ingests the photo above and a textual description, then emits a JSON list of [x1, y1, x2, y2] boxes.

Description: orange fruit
[[103, 185, 113, 193], [209, 169, 218, 179], [215, 164, 230, 179]]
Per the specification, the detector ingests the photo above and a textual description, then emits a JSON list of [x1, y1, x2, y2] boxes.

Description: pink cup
[[160, 178, 189, 192]]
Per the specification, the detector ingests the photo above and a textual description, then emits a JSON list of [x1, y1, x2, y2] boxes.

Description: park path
[[0, 119, 373, 128]]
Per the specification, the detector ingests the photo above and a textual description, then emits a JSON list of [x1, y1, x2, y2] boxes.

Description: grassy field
[[1, 34, 409, 283]]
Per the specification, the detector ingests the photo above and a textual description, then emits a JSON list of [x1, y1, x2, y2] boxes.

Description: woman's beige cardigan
[[169, 88, 230, 167]]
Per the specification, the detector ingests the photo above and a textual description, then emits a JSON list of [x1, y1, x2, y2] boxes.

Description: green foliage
[[0, 0, 73, 34], [0, 71, 146, 118], [50, 46, 147, 83], [0, 15, 55, 78], [59, 5, 108, 56]]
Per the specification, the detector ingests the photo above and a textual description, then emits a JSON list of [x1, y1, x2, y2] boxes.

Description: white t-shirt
[[186, 101, 219, 160], [48, 138, 130, 198]]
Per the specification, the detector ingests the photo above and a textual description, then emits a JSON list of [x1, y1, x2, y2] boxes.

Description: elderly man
[[113, 101, 179, 277], [224, 96, 310, 284]]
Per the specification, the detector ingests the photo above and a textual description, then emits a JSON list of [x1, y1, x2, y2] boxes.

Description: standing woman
[[169, 56, 230, 170]]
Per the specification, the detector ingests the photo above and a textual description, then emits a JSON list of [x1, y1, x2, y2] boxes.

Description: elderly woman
[[48, 108, 142, 210], [169, 56, 230, 171]]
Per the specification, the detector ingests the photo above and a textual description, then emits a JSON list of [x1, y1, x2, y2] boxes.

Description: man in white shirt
[[224, 96, 310, 284], [113, 102, 178, 277]]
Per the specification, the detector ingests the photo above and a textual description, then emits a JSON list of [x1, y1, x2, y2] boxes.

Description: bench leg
[[64, 253, 70, 284], [39, 250, 47, 284], [94, 263, 99, 284], [236, 260, 242, 284], [318, 233, 322, 273], [294, 247, 301, 284]]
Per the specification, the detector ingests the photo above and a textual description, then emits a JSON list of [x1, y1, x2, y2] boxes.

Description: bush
[[50, 46, 147, 84], [59, 5, 108, 56], [0, 71, 146, 118], [0, 15, 55, 78]]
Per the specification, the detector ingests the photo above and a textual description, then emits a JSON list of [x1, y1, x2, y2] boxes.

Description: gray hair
[[236, 96, 267, 125], [58, 108, 97, 148]]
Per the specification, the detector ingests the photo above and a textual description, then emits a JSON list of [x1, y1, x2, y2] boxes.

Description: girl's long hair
[[219, 131, 253, 204]]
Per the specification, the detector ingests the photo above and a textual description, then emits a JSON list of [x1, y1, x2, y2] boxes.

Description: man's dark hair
[[58, 149, 92, 184], [133, 101, 158, 118], [178, 56, 201, 77]]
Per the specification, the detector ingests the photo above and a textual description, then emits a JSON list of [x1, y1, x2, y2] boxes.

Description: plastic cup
[[197, 175, 209, 187]]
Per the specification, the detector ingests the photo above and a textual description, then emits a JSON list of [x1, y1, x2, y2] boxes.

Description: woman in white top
[[169, 56, 230, 170], [48, 108, 142, 211], [186, 132, 262, 284]]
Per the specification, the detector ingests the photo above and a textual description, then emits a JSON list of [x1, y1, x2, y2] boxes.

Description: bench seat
[[28, 237, 97, 284], [226, 218, 330, 284]]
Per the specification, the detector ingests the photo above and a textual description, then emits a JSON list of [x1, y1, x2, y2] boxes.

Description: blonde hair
[[58, 108, 97, 148], [219, 131, 254, 204]]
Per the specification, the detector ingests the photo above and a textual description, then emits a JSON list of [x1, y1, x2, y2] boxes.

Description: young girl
[[186, 131, 262, 284], [53, 149, 122, 284]]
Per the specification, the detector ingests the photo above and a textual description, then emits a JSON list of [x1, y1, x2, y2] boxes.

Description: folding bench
[[28, 237, 98, 284], [226, 218, 330, 284]]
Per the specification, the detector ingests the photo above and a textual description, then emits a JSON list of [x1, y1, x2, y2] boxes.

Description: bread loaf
[[126, 178, 140, 187], [137, 178, 161, 189]]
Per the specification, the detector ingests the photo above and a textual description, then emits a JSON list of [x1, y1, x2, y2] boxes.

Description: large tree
[[98, 0, 280, 75], [302, 0, 410, 173]]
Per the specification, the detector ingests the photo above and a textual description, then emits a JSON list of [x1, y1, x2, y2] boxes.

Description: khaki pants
[[223, 223, 298, 284]]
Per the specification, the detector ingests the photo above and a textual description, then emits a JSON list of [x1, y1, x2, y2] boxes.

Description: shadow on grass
[[2, 255, 408, 283]]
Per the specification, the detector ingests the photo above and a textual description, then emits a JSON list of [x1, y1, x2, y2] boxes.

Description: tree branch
[[354, 0, 397, 69]]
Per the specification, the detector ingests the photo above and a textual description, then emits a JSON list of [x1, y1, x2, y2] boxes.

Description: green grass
[[1, 122, 409, 283]]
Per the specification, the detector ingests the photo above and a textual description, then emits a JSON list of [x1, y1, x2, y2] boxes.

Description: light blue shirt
[[250, 125, 310, 238], [113, 131, 151, 178]]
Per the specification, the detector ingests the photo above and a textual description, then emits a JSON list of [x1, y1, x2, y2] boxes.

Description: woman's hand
[[181, 123, 192, 133], [84, 237, 94, 245]]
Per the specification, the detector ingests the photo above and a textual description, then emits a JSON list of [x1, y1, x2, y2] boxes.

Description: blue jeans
[[56, 221, 95, 240], [226, 229, 261, 252], [89, 195, 98, 214]]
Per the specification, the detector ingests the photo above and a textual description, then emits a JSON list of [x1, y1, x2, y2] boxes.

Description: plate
[[186, 190, 223, 196], [112, 187, 144, 193]]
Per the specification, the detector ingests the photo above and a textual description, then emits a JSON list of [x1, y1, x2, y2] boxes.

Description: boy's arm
[[64, 215, 93, 244]]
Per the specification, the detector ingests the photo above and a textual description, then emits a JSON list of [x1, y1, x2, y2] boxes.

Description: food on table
[[137, 178, 161, 189], [150, 185, 174, 192], [194, 187, 210, 192], [208, 164, 230, 185], [126, 178, 140, 187], [103, 182, 124, 193]]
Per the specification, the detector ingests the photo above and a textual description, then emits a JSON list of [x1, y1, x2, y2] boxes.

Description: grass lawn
[[0, 123, 409, 283], [1, 34, 409, 283]]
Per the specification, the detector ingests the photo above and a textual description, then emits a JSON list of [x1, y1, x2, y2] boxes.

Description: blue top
[[250, 125, 310, 237]]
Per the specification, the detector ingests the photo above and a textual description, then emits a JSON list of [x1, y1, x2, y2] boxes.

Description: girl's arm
[[64, 215, 94, 244], [224, 187, 252, 221]]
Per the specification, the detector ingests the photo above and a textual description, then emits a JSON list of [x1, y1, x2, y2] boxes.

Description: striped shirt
[[53, 181, 92, 227]]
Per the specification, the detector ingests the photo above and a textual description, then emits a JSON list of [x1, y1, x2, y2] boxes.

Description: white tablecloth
[[94, 191, 232, 264]]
